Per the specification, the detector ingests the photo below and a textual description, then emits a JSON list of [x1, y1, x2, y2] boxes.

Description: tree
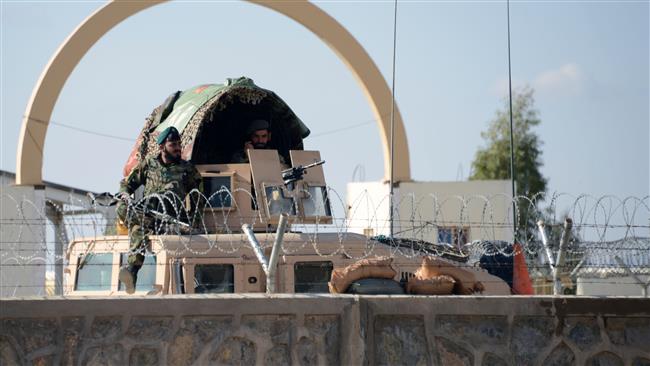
[[470, 86, 548, 240]]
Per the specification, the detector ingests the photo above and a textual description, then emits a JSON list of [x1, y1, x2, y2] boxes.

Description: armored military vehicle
[[65, 77, 511, 296]]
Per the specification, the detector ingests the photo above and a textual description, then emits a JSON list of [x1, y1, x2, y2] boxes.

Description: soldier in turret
[[117, 126, 203, 294], [231, 119, 286, 164]]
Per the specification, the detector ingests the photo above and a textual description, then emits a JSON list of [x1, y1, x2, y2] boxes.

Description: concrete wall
[[2, 295, 649, 365], [346, 180, 513, 243]]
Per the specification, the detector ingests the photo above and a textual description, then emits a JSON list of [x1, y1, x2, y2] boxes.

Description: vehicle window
[[75, 253, 113, 291], [194, 264, 235, 293], [264, 186, 295, 216], [118, 254, 157, 292], [294, 261, 333, 293], [302, 186, 331, 217], [203, 176, 233, 208]]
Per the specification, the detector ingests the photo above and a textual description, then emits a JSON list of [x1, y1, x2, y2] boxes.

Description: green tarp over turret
[[123, 77, 310, 176]]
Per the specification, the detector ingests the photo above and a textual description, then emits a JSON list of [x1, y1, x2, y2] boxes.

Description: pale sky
[[1, 0, 648, 205]]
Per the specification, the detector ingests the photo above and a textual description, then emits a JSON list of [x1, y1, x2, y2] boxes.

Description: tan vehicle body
[[65, 149, 510, 296], [65, 232, 511, 296]]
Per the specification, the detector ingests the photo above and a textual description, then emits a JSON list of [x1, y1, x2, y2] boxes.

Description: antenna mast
[[507, 0, 518, 240], [389, 0, 398, 238]]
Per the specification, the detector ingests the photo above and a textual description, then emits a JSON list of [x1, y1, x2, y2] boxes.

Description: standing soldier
[[117, 126, 203, 294]]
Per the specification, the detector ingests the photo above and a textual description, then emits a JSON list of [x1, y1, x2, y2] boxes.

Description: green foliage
[[470, 86, 547, 195], [470, 86, 548, 239]]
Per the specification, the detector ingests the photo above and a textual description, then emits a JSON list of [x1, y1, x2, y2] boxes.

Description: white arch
[[16, 0, 411, 185]]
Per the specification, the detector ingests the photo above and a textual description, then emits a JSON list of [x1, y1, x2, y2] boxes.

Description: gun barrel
[[303, 160, 325, 169], [281, 160, 325, 175]]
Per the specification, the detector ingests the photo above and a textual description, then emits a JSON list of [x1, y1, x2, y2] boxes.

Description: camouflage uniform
[[117, 155, 203, 267]]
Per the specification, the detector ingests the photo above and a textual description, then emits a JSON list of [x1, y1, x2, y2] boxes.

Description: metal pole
[[242, 224, 268, 274], [537, 220, 557, 294], [46, 201, 68, 295], [267, 214, 288, 294], [242, 217, 288, 294], [555, 218, 573, 269], [569, 257, 585, 278], [173, 260, 184, 294], [389, 0, 398, 238], [506, 0, 518, 241], [537, 220, 553, 268], [553, 218, 573, 295]]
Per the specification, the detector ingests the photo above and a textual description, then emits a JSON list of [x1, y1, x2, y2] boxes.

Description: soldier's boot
[[119, 265, 141, 294]]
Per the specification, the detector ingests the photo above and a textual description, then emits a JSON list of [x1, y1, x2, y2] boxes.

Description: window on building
[[437, 227, 469, 248], [194, 264, 235, 293], [118, 254, 157, 292], [75, 253, 113, 291], [294, 261, 333, 293]]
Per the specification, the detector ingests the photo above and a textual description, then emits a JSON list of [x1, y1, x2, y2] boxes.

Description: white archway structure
[[16, 0, 410, 185]]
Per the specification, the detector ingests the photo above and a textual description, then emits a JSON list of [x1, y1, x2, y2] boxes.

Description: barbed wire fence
[[1, 189, 648, 297]]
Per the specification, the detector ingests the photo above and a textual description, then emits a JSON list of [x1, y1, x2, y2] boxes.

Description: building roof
[[1, 169, 97, 197], [468, 238, 650, 280], [574, 237, 650, 278]]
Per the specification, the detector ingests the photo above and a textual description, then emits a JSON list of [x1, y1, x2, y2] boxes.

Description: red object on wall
[[512, 243, 534, 295]]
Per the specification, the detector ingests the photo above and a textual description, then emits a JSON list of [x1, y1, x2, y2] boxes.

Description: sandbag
[[346, 278, 405, 295], [328, 257, 396, 293], [406, 275, 455, 295], [415, 256, 484, 295]]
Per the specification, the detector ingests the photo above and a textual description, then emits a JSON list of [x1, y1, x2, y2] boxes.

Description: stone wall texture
[[1, 295, 649, 365]]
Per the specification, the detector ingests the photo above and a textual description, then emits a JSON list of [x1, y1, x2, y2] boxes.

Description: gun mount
[[194, 149, 331, 232], [282, 160, 325, 185]]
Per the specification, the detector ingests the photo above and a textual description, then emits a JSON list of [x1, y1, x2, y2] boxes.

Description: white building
[[0, 170, 111, 297], [574, 237, 650, 296], [346, 180, 514, 246]]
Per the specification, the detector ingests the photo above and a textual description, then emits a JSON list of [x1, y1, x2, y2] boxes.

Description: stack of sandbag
[[406, 275, 456, 295], [328, 257, 396, 293], [408, 256, 485, 295]]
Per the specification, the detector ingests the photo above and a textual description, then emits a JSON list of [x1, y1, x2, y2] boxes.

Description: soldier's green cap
[[246, 119, 270, 135], [157, 126, 181, 145]]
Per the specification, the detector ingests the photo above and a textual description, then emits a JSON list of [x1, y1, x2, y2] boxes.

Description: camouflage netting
[[124, 77, 310, 176]]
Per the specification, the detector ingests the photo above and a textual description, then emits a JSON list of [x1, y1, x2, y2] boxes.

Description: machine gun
[[88, 192, 193, 231], [281, 160, 325, 185]]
